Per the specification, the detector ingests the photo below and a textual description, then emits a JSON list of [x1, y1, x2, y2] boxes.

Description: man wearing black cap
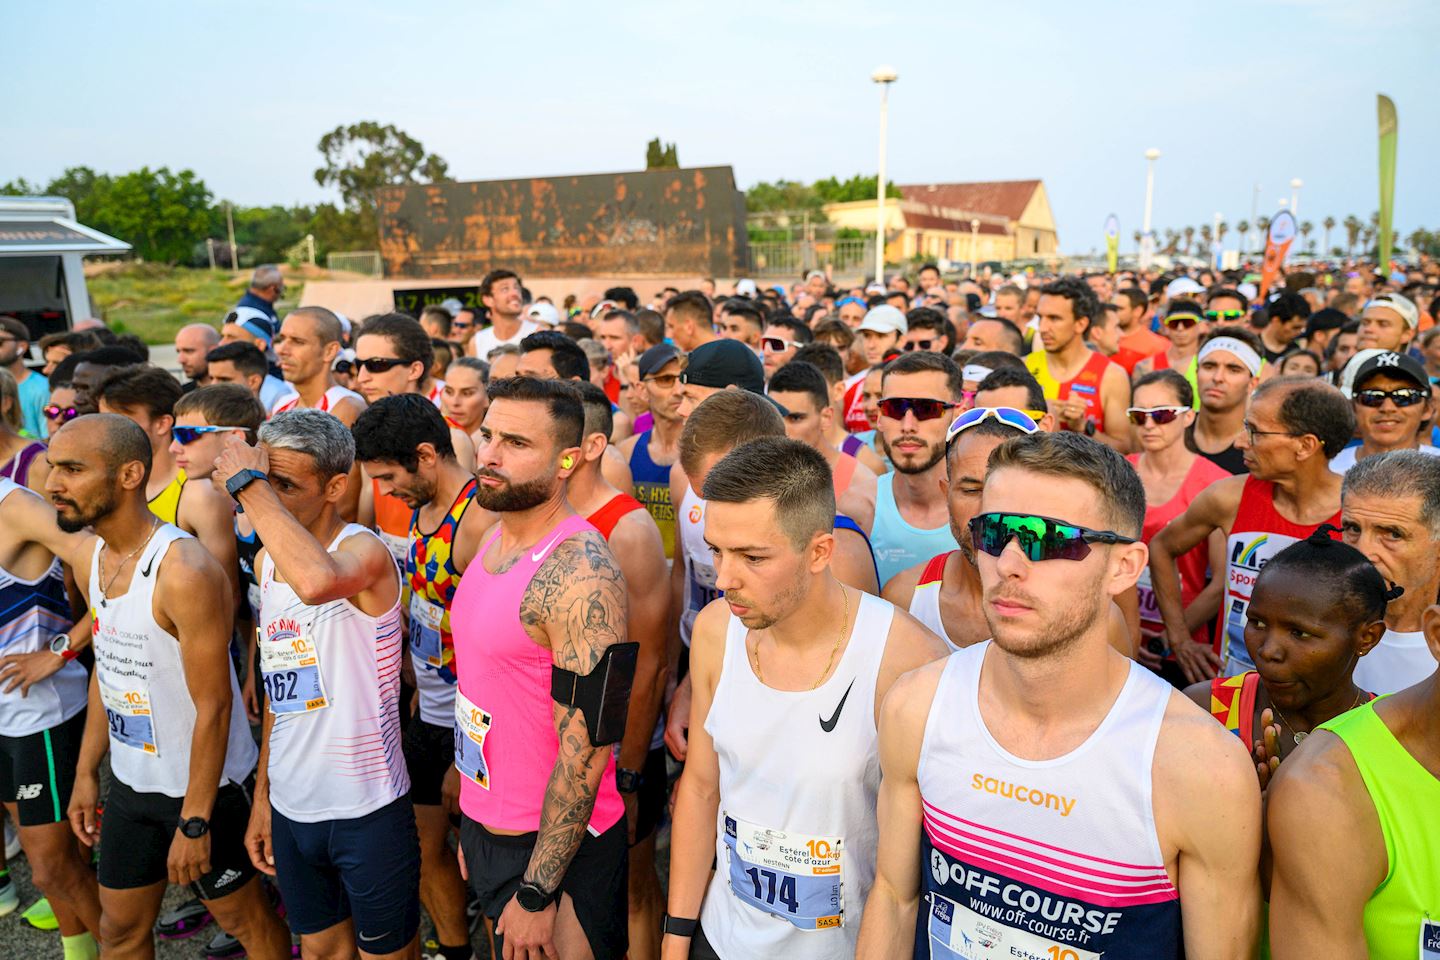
[[1299, 307, 1348, 357], [1329, 351, 1438, 474], [620, 344, 685, 558], [676, 339, 770, 418]]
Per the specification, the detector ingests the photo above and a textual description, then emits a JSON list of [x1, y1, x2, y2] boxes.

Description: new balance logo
[[14, 784, 42, 801]]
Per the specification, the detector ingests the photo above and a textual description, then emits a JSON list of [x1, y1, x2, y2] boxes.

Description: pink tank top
[[450, 513, 625, 834]]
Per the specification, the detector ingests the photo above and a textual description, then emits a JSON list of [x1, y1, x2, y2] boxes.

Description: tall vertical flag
[[1377, 94, 1397, 274], [1104, 214, 1120, 273], [1257, 211, 1297, 303]]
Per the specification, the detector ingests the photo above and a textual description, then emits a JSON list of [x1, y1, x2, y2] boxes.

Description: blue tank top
[[835, 513, 879, 588], [628, 430, 675, 559], [869, 473, 960, 588]]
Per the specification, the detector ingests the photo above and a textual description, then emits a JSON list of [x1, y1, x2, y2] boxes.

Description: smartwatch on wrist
[[225, 469, 269, 511], [663, 914, 698, 938], [177, 816, 210, 839], [48, 633, 79, 663], [616, 767, 644, 794], [516, 880, 559, 913]]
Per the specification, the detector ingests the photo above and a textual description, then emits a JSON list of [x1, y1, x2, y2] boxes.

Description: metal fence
[[747, 237, 873, 279], [325, 250, 383, 277]]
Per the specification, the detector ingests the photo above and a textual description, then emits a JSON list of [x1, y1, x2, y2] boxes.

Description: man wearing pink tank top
[[450, 377, 632, 960]]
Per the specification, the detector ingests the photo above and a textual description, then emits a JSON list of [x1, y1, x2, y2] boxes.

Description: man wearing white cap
[[856, 305, 906, 367], [1165, 275, 1206, 302], [1356, 293, 1419, 353], [526, 301, 562, 330], [468, 268, 535, 358]]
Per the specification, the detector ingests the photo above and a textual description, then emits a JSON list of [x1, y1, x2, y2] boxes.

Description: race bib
[[453, 688, 492, 790], [259, 628, 328, 714], [100, 680, 158, 756], [409, 594, 445, 667], [379, 530, 408, 566], [722, 815, 843, 930], [1421, 918, 1440, 960], [925, 893, 1100, 960]]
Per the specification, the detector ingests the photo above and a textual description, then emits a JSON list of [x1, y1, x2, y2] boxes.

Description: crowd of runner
[[0, 257, 1437, 960]]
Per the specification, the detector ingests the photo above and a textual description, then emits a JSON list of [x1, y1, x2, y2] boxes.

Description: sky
[[7, 0, 1437, 256]]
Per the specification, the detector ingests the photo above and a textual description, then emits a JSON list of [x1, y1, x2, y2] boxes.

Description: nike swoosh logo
[[140, 553, 156, 578], [819, 679, 855, 733], [357, 931, 389, 943], [531, 534, 563, 563]]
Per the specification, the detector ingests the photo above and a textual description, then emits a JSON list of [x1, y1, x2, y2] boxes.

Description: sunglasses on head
[[1164, 313, 1202, 330], [878, 397, 961, 422], [1354, 387, 1429, 408], [354, 356, 412, 374], [968, 511, 1138, 563], [44, 404, 78, 423], [903, 338, 936, 352], [1126, 406, 1189, 426], [945, 406, 1040, 445], [172, 425, 247, 445], [1204, 309, 1246, 322], [761, 337, 800, 353]]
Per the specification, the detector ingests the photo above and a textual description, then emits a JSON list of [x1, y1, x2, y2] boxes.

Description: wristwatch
[[663, 914, 698, 938], [515, 880, 559, 913], [48, 633, 78, 663], [616, 767, 644, 795], [177, 816, 210, 839], [225, 469, 269, 510]]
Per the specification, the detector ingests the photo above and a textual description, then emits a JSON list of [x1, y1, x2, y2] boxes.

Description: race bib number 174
[[723, 815, 844, 930]]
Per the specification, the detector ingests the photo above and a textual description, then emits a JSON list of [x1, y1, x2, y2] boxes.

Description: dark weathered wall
[[376, 166, 747, 279]]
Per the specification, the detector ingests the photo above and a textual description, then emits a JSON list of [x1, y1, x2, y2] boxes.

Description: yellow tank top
[[147, 469, 187, 525]]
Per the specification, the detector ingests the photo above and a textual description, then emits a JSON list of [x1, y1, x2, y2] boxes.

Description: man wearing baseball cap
[[676, 339, 769, 418], [1329, 351, 1439, 475], [856, 305, 906, 367], [1357, 293, 1419, 353]]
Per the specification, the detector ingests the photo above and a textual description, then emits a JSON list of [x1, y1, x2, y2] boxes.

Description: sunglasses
[[643, 373, 680, 388], [354, 356, 413, 374], [172, 425, 247, 445], [878, 397, 961, 422], [761, 337, 800, 353], [1204, 309, 1246, 322], [1126, 406, 1190, 426], [1354, 387, 1429, 408], [44, 404, 78, 423], [968, 511, 1138, 563], [1164, 313, 1202, 330], [903, 338, 936, 352], [945, 406, 1040, 445]]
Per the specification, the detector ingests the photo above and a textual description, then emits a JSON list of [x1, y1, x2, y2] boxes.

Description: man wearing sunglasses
[[871, 352, 964, 587], [1024, 277, 1132, 450], [1328, 351, 1438, 475], [1134, 300, 1207, 401], [1151, 378, 1352, 682], [1202, 287, 1249, 328], [759, 317, 813, 380], [619, 345, 685, 559], [858, 431, 1261, 959]]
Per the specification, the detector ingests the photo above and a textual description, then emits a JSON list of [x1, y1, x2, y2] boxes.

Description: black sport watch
[[177, 816, 210, 839], [616, 767, 644, 794], [516, 880, 559, 913], [225, 469, 268, 509]]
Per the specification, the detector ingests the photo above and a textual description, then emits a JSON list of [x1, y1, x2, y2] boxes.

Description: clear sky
[[7, 0, 1436, 255]]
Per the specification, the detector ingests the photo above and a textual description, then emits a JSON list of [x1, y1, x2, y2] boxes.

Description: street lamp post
[[1140, 148, 1160, 270], [872, 66, 898, 285], [970, 218, 980, 278], [1290, 178, 1303, 217]]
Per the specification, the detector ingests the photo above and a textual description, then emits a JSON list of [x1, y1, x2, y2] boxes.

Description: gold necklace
[[99, 517, 161, 606], [751, 586, 850, 690], [1271, 689, 1364, 745]]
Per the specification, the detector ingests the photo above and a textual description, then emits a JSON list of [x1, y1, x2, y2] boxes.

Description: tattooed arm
[[516, 530, 629, 889]]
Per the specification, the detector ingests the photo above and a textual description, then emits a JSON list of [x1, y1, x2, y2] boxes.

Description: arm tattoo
[[521, 531, 629, 891]]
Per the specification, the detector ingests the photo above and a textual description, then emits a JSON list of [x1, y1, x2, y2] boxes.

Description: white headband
[[1199, 337, 1263, 376], [962, 364, 994, 384]]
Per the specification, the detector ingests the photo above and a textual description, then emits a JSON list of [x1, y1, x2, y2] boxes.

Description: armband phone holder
[[551, 642, 639, 747]]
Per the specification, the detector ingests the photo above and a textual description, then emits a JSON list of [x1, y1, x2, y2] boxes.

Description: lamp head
[[1144, 148, 1162, 161], [871, 66, 898, 84]]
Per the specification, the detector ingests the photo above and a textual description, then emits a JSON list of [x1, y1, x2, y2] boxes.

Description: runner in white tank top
[[855, 431, 1263, 960], [666, 436, 947, 960], [270, 383, 365, 417], [677, 485, 720, 647]]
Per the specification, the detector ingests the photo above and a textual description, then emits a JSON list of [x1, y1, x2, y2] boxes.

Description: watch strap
[[663, 914, 698, 937]]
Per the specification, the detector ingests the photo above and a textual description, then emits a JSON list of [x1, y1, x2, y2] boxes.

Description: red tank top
[[587, 493, 643, 540], [918, 551, 950, 586], [831, 451, 859, 500], [1059, 351, 1113, 429]]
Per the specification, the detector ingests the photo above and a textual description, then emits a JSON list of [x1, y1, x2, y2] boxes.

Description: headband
[[836, 296, 867, 310], [1199, 337, 1263, 376], [962, 364, 994, 385]]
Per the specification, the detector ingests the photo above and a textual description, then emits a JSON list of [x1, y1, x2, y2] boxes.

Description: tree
[[812, 175, 901, 204], [645, 138, 679, 169], [315, 122, 450, 211], [1217, 219, 1229, 250], [1322, 216, 1335, 255], [1344, 215, 1362, 257], [94, 167, 215, 264], [1182, 225, 1195, 255], [1236, 220, 1250, 256], [1199, 224, 1213, 256], [1299, 221, 1313, 250], [1256, 216, 1271, 245]]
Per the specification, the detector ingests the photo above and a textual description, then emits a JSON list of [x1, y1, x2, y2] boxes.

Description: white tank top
[[89, 525, 258, 798], [906, 553, 959, 652], [678, 486, 719, 648], [0, 479, 86, 737], [270, 383, 365, 416], [700, 590, 894, 959], [259, 523, 408, 822], [913, 643, 1181, 959]]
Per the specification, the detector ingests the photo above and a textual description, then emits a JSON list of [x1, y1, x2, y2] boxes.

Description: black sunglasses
[[354, 357, 412, 374], [1354, 387, 1428, 408], [903, 338, 936, 352], [969, 511, 1137, 563], [877, 397, 960, 422]]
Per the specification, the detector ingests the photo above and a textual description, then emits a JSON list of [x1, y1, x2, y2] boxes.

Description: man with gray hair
[[236, 265, 284, 326], [1341, 450, 1440, 693], [212, 410, 420, 958]]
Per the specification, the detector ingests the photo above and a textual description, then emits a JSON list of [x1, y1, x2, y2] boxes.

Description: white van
[[0, 196, 130, 341]]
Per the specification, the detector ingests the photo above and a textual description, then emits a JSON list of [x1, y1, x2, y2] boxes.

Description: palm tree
[[1200, 224, 1213, 254], [1300, 221, 1313, 254], [1407, 228, 1429, 254], [1363, 226, 1376, 254], [1344, 215, 1363, 257], [1256, 216, 1272, 252], [1183, 225, 1195, 255], [1217, 219, 1229, 252], [1236, 220, 1250, 255], [1322, 216, 1335, 255], [1163, 228, 1179, 255]]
